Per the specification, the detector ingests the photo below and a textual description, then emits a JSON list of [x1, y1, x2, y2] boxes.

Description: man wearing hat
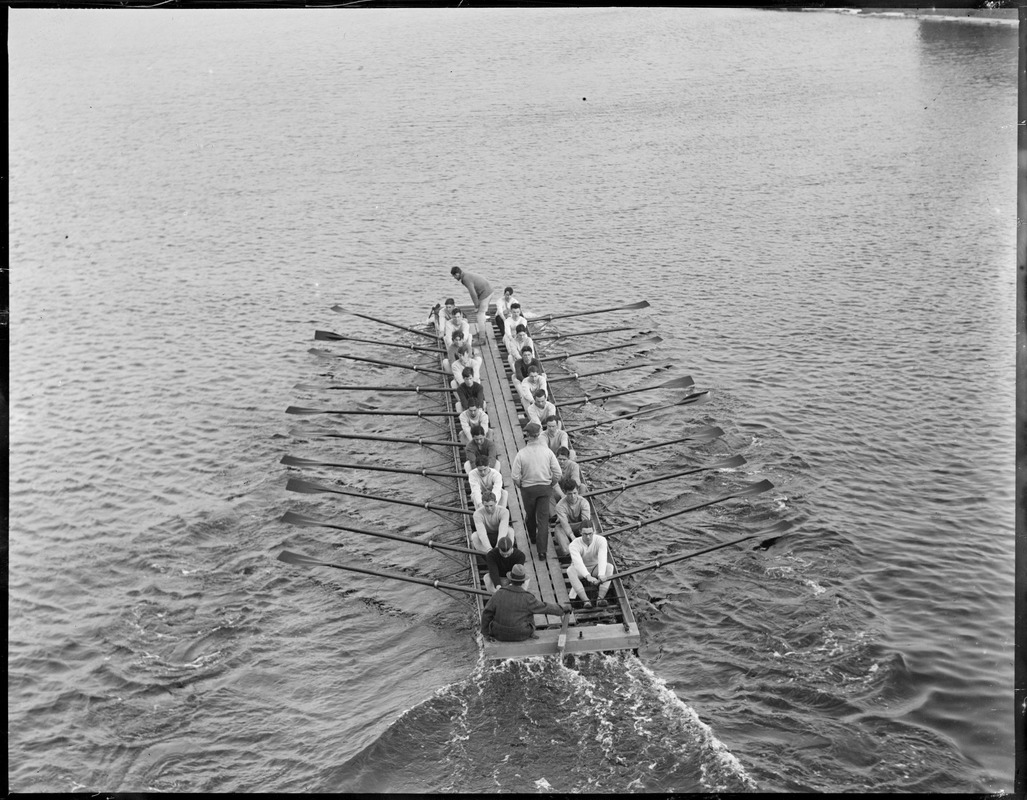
[[511, 420, 562, 560], [483, 536, 525, 593], [480, 563, 570, 641]]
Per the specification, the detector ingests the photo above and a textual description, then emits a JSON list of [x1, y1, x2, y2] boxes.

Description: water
[[8, 7, 1016, 793]]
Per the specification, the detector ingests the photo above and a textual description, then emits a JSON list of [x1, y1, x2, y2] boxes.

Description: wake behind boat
[[278, 294, 787, 661]]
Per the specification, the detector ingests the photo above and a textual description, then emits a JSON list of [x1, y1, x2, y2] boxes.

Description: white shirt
[[468, 467, 503, 507], [525, 400, 557, 427], [460, 409, 490, 441], [569, 533, 608, 575], [443, 317, 470, 347]]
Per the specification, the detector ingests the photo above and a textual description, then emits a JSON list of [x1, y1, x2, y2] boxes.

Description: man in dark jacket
[[480, 564, 570, 641]]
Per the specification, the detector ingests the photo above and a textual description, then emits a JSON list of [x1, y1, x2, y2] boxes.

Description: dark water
[[8, 8, 1016, 793]]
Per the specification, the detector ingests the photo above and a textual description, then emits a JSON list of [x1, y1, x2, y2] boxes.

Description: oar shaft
[[548, 362, 670, 384], [560, 376, 694, 407], [278, 551, 490, 597], [604, 480, 773, 539], [281, 511, 477, 555], [539, 337, 661, 363], [286, 406, 457, 418], [308, 348, 449, 376], [289, 429, 462, 447], [532, 325, 634, 341], [538, 300, 649, 322], [561, 392, 710, 435], [331, 305, 440, 341], [603, 521, 794, 582], [295, 382, 452, 394], [281, 455, 465, 479], [286, 477, 472, 516], [314, 330, 444, 354], [576, 427, 722, 464], [582, 455, 744, 497]]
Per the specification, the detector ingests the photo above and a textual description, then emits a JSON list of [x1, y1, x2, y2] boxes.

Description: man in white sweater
[[566, 519, 614, 609]]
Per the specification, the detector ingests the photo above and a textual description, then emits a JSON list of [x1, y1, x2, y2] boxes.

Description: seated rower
[[513, 345, 545, 384], [553, 446, 583, 500], [455, 367, 486, 413], [444, 328, 469, 374], [525, 388, 557, 428], [464, 424, 500, 473], [459, 399, 490, 444], [484, 536, 526, 593], [443, 306, 471, 349], [480, 563, 570, 642], [517, 363, 548, 410], [506, 302, 530, 340], [542, 414, 570, 456], [566, 519, 614, 609], [429, 297, 457, 334], [472, 494, 512, 554], [504, 323, 534, 372], [468, 453, 507, 509], [450, 342, 482, 386], [494, 286, 519, 337], [554, 477, 591, 557]]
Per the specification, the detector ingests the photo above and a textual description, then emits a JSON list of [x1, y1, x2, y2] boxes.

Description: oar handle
[[281, 510, 478, 555]]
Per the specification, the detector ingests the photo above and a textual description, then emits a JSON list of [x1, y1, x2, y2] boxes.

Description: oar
[[535, 300, 650, 323], [286, 477, 473, 516], [286, 405, 457, 418], [560, 375, 695, 408], [294, 382, 452, 395], [281, 455, 466, 479], [278, 550, 490, 598], [604, 479, 774, 539], [288, 428, 463, 448], [539, 337, 662, 363], [601, 520, 794, 582], [547, 362, 673, 384], [532, 325, 635, 341], [331, 305, 440, 341], [561, 392, 710, 435], [314, 330, 444, 354], [308, 347, 449, 376], [582, 455, 746, 498], [576, 425, 723, 464], [281, 510, 478, 555], [556, 611, 571, 660]]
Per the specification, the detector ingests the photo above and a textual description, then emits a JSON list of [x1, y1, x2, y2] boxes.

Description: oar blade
[[281, 455, 320, 468], [281, 510, 324, 528], [710, 454, 746, 470], [286, 406, 326, 416], [277, 550, 329, 568], [736, 478, 774, 498], [655, 375, 695, 391], [314, 330, 345, 342], [286, 477, 332, 495]]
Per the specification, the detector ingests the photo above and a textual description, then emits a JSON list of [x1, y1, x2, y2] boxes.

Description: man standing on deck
[[480, 564, 570, 642], [511, 421, 561, 560], [566, 520, 614, 609], [483, 536, 525, 593], [450, 267, 494, 346]]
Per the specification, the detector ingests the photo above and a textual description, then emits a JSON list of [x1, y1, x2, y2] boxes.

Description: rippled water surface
[[9, 7, 1016, 794]]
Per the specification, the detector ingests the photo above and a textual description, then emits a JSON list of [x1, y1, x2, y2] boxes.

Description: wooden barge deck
[[444, 306, 640, 660]]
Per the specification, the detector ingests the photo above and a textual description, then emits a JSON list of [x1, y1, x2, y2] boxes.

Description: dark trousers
[[520, 483, 552, 555]]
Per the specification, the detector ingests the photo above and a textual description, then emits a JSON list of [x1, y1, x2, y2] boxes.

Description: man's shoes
[[567, 589, 577, 601], [597, 598, 609, 608], [536, 551, 546, 561], [582, 601, 593, 609]]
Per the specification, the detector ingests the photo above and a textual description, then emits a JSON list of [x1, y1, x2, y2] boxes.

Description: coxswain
[[459, 398, 490, 444], [471, 494, 512, 553], [483, 536, 526, 593], [480, 563, 570, 642], [566, 520, 614, 609], [511, 421, 562, 560], [554, 477, 591, 557], [468, 453, 508, 509], [464, 424, 500, 473], [450, 267, 495, 347]]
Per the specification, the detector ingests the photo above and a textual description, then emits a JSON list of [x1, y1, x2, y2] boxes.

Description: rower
[[455, 367, 486, 413], [480, 563, 570, 642], [553, 446, 583, 500], [468, 453, 508, 510], [517, 363, 548, 411], [524, 388, 557, 428], [471, 494, 512, 553], [483, 536, 526, 593], [459, 398, 490, 444], [566, 519, 614, 609], [513, 345, 545, 383], [494, 286, 519, 337], [429, 296, 456, 333], [450, 341, 483, 385], [444, 328, 469, 374], [506, 302, 529, 341], [464, 424, 500, 473], [542, 414, 570, 456], [450, 267, 495, 347], [504, 322, 535, 373], [554, 477, 590, 557]]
